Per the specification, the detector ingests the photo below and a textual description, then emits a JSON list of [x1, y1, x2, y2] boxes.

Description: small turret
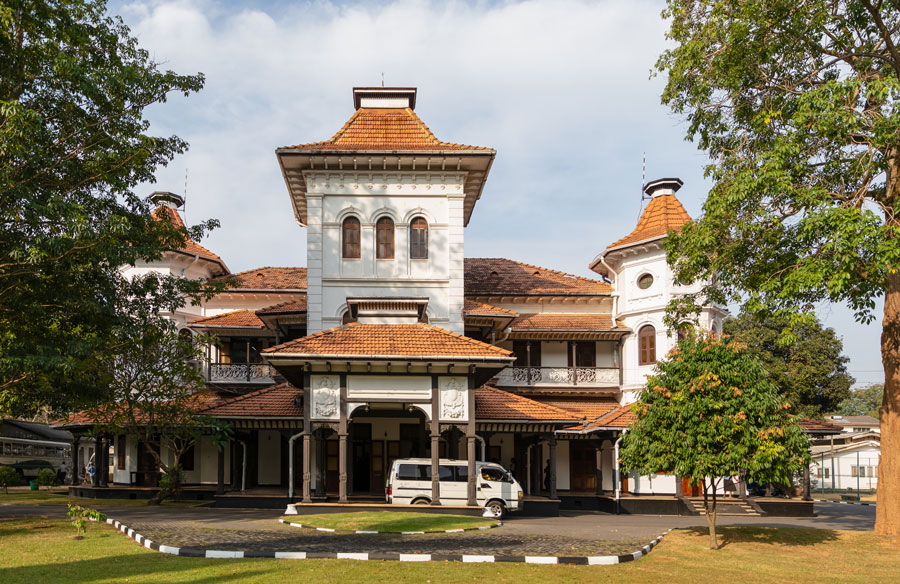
[[149, 191, 185, 210]]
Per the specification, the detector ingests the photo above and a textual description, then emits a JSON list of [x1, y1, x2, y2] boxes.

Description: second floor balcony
[[496, 366, 619, 388], [206, 363, 278, 384]]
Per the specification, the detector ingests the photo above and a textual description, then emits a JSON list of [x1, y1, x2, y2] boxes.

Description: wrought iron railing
[[207, 363, 277, 383], [495, 366, 619, 387]]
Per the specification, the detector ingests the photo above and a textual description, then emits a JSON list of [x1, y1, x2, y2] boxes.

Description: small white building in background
[[810, 432, 881, 492], [826, 415, 880, 434]]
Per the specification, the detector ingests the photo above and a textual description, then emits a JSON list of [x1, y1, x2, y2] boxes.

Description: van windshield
[[480, 468, 507, 482]]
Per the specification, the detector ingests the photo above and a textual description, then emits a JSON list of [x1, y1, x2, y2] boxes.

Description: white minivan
[[385, 458, 524, 518]]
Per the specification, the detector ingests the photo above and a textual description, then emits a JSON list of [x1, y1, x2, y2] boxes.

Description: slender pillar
[[466, 435, 477, 506], [431, 432, 441, 505], [338, 373, 348, 503], [216, 444, 225, 495], [302, 432, 312, 503], [92, 435, 102, 487], [595, 443, 604, 495], [101, 435, 109, 487], [71, 436, 80, 486], [548, 436, 557, 500]]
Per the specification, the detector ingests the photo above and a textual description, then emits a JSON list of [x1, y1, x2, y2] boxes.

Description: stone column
[[548, 436, 557, 500], [339, 373, 348, 503], [430, 375, 441, 505], [71, 436, 80, 486], [92, 435, 102, 487], [466, 435, 477, 506], [302, 432, 312, 503], [216, 444, 225, 495], [595, 442, 604, 495]]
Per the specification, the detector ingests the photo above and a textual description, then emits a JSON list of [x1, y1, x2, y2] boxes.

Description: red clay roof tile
[[607, 194, 691, 249], [200, 382, 302, 418], [189, 310, 266, 328], [463, 299, 518, 317], [151, 206, 227, 271], [509, 314, 625, 332], [213, 267, 308, 291], [256, 299, 308, 315], [475, 387, 580, 421], [465, 258, 612, 296]]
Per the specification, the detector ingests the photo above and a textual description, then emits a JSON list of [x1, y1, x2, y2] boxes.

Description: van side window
[[439, 465, 454, 482], [397, 464, 419, 480], [481, 468, 506, 482], [456, 466, 468, 482]]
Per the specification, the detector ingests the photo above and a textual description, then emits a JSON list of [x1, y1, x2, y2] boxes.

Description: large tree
[[839, 383, 884, 417], [0, 0, 213, 416], [723, 312, 854, 418], [657, 0, 900, 536], [620, 334, 809, 549]]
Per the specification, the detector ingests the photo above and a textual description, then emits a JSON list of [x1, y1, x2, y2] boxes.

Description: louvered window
[[638, 325, 656, 365], [410, 217, 428, 259], [376, 217, 394, 259], [342, 216, 360, 259]]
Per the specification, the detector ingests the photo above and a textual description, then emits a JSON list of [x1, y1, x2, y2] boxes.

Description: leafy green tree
[[656, 0, 900, 536], [620, 334, 810, 549], [0, 0, 216, 417], [839, 384, 884, 418], [723, 312, 854, 418], [0, 465, 21, 493], [35, 467, 57, 489]]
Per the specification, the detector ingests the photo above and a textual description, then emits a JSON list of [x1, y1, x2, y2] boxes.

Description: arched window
[[410, 217, 428, 259], [376, 217, 394, 259], [342, 216, 360, 259], [638, 325, 656, 365]]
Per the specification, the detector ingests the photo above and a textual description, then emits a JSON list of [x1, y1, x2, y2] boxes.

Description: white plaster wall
[[629, 473, 678, 495], [258, 430, 282, 485], [811, 445, 880, 490]]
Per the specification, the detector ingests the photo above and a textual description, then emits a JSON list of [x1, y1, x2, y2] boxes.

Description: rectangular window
[[181, 444, 195, 472], [825, 468, 830, 478], [456, 465, 468, 483], [512, 341, 541, 367], [568, 342, 596, 367], [851, 466, 858, 478]]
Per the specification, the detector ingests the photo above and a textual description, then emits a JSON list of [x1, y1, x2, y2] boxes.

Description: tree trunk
[[703, 478, 719, 549], [876, 271, 900, 537]]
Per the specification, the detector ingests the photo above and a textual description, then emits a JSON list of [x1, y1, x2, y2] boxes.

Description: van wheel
[[412, 498, 430, 505], [485, 500, 506, 519]]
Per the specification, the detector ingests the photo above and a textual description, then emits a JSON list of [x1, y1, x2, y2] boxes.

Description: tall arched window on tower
[[342, 216, 360, 259], [638, 325, 656, 365], [376, 217, 394, 259], [410, 216, 428, 259]]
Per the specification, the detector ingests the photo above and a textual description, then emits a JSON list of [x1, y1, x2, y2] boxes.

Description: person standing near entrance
[[543, 459, 551, 493]]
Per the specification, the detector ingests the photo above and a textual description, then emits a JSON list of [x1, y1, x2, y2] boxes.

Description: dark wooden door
[[569, 442, 597, 493], [371, 440, 385, 495], [136, 441, 159, 486], [326, 440, 338, 494], [351, 424, 371, 493], [681, 477, 701, 497]]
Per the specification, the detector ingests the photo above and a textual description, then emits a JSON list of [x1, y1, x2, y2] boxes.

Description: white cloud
[[110, 0, 880, 381]]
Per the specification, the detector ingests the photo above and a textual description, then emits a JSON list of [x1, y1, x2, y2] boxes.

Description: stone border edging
[[101, 516, 671, 564], [277, 517, 502, 535], [814, 498, 876, 507]]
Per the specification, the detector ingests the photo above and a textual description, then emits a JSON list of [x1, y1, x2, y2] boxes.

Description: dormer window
[[376, 217, 394, 259], [342, 216, 360, 259], [638, 273, 654, 290], [410, 217, 428, 259]]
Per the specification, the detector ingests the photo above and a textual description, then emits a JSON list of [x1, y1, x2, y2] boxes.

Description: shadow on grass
[[683, 525, 841, 549], [0, 553, 267, 584]]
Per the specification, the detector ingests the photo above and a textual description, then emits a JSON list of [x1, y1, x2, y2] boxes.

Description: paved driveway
[[0, 501, 874, 555]]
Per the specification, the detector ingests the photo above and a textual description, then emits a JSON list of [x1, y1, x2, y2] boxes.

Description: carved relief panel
[[439, 376, 469, 422], [310, 375, 340, 420]]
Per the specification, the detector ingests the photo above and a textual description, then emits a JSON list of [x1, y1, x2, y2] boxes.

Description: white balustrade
[[208, 363, 276, 383], [496, 366, 619, 388]]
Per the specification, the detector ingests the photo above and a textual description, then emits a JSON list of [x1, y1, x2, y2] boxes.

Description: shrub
[[0, 466, 21, 493], [67, 504, 106, 538], [35, 468, 58, 489]]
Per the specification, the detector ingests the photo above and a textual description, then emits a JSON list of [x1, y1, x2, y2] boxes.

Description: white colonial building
[[61, 86, 725, 510]]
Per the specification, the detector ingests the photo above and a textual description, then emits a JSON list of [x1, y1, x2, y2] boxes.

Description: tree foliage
[[723, 312, 854, 418], [656, 0, 900, 536], [0, 0, 215, 416], [0, 465, 20, 493], [839, 383, 884, 417], [620, 334, 809, 549]]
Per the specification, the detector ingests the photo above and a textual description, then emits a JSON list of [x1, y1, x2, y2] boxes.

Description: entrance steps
[[682, 497, 765, 517]]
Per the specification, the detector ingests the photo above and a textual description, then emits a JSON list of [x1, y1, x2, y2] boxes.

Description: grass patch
[[280, 511, 496, 532], [0, 490, 205, 507], [0, 517, 898, 583]]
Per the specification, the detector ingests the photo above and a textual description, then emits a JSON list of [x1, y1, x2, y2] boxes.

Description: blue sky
[[111, 0, 884, 387]]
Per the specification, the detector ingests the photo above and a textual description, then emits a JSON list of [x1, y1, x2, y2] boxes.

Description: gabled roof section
[[586, 404, 637, 430], [606, 194, 691, 250], [256, 299, 308, 315], [200, 382, 302, 418], [286, 108, 492, 153], [263, 323, 513, 361], [475, 387, 579, 421], [533, 397, 620, 421], [212, 267, 307, 291], [189, 309, 266, 329], [509, 314, 625, 332], [465, 258, 612, 296], [463, 299, 518, 317], [151, 206, 229, 274]]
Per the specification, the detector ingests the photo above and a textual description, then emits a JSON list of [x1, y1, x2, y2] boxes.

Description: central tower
[[276, 87, 496, 334]]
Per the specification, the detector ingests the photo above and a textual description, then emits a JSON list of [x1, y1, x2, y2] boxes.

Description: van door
[[478, 466, 511, 506]]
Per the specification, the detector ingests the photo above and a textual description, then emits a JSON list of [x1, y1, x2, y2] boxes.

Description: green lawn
[[0, 517, 898, 583], [0, 489, 206, 507], [281, 511, 496, 532]]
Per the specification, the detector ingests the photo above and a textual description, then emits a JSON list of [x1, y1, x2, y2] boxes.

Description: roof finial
[[381, 72, 384, 88], [641, 152, 648, 200]]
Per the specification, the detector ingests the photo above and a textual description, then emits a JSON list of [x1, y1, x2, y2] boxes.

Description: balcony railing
[[496, 366, 619, 388], [207, 363, 277, 384]]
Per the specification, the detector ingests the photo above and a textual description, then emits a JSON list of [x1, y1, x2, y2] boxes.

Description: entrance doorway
[[569, 442, 597, 493], [351, 423, 371, 493]]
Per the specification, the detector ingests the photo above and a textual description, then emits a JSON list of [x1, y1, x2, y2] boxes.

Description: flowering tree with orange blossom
[[620, 334, 809, 549]]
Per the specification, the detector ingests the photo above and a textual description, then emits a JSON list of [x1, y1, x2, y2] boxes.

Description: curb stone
[[277, 517, 502, 535], [99, 516, 671, 564], [814, 499, 876, 507]]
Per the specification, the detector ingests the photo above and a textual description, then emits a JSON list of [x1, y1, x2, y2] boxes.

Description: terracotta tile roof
[[588, 404, 637, 429], [509, 314, 625, 332], [607, 195, 691, 249], [151, 206, 227, 270], [264, 323, 513, 360], [463, 299, 518, 317], [535, 397, 620, 420], [465, 258, 612, 296], [54, 393, 222, 428], [475, 386, 579, 421], [189, 310, 266, 328], [200, 382, 302, 418], [286, 108, 492, 152], [256, 299, 308, 315], [798, 418, 843, 433], [213, 267, 307, 291]]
